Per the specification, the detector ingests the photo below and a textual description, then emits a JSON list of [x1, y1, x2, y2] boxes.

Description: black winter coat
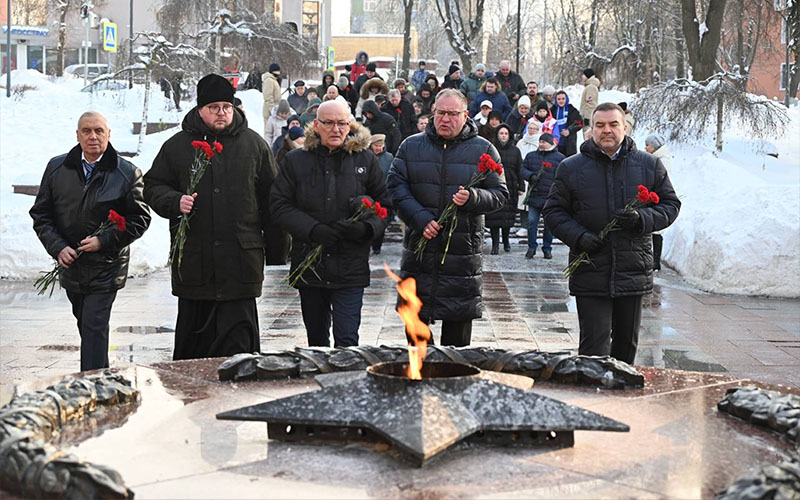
[[144, 107, 286, 300], [543, 137, 681, 297], [520, 147, 564, 209], [30, 144, 151, 294], [387, 119, 508, 321], [271, 122, 389, 289], [505, 109, 534, 139], [485, 136, 523, 229], [363, 100, 402, 155], [382, 100, 416, 140], [494, 70, 526, 103], [550, 103, 583, 156]]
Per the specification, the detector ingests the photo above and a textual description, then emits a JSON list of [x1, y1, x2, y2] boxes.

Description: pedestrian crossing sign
[[102, 22, 117, 52]]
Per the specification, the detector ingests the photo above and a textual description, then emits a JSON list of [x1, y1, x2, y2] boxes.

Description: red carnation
[[649, 192, 660, 204], [542, 161, 552, 169], [362, 198, 373, 209], [637, 184, 648, 193], [107, 210, 126, 232], [213, 141, 223, 153], [378, 207, 388, 219], [191, 140, 205, 149], [637, 188, 651, 203]]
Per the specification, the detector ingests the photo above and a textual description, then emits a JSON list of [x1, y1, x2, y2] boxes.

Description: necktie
[[84, 160, 96, 184]]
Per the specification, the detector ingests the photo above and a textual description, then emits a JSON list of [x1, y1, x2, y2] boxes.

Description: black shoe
[[525, 249, 535, 259], [543, 250, 552, 259], [372, 248, 381, 255], [491, 244, 499, 255], [503, 243, 511, 252]]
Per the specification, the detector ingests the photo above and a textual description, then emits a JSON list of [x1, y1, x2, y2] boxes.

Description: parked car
[[80, 66, 147, 93], [64, 63, 111, 79]]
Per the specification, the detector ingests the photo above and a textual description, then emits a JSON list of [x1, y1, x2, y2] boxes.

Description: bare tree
[[718, 0, 779, 90], [50, 0, 71, 77], [400, 0, 414, 80], [785, 0, 800, 103], [680, 0, 727, 80], [12, 0, 47, 25], [434, 0, 485, 73], [635, 73, 788, 152]]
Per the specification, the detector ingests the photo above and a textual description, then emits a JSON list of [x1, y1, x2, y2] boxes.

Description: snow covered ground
[[1, 70, 798, 297]]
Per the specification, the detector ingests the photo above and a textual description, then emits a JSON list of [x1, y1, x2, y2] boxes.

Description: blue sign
[[102, 22, 117, 52]]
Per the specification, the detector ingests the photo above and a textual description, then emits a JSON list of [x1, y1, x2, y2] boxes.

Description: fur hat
[[583, 68, 595, 78], [196, 74, 234, 107]]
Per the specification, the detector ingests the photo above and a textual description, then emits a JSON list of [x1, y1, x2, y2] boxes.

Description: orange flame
[[384, 263, 431, 380]]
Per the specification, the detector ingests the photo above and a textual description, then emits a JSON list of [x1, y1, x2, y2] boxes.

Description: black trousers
[[653, 233, 663, 270], [408, 319, 473, 347], [575, 295, 643, 364], [299, 287, 364, 348], [66, 290, 117, 371], [489, 227, 511, 247], [174, 298, 260, 360]]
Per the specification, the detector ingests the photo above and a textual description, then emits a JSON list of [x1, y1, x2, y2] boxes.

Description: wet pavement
[[1, 231, 799, 391]]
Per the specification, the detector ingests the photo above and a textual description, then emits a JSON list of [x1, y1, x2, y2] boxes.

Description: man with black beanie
[[355, 62, 381, 96], [144, 74, 288, 360]]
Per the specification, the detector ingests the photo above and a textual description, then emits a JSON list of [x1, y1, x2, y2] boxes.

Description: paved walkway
[[2, 235, 799, 391]]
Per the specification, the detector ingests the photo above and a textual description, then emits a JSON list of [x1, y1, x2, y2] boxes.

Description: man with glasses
[[387, 89, 508, 346], [271, 100, 390, 348], [144, 74, 287, 360]]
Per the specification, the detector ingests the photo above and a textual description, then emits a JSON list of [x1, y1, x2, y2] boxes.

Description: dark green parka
[[143, 107, 286, 300]]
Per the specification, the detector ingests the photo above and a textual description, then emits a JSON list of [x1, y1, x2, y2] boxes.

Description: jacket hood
[[493, 123, 515, 149], [652, 144, 670, 159], [425, 116, 479, 145], [586, 75, 600, 87], [355, 51, 369, 64], [362, 99, 381, 117], [182, 106, 248, 138], [360, 77, 389, 99], [321, 70, 335, 84], [302, 120, 371, 154], [580, 134, 637, 159]]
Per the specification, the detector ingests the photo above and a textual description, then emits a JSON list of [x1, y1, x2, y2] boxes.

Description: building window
[[302, 1, 319, 45], [363, 0, 378, 12], [27, 45, 44, 72], [780, 63, 795, 91], [781, 18, 787, 44]]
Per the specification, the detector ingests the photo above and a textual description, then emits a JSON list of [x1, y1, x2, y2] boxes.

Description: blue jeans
[[526, 206, 553, 252], [299, 287, 364, 347]]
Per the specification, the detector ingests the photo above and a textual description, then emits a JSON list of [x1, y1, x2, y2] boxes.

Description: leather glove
[[334, 220, 373, 241], [578, 232, 604, 253], [614, 208, 641, 231], [309, 223, 342, 247]]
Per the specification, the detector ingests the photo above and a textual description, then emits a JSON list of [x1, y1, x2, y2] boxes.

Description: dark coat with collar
[[381, 99, 416, 140], [144, 107, 286, 301], [485, 127, 523, 229], [363, 100, 402, 155], [543, 136, 681, 297], [30, 143, 151, 293], [520, 147, 565, 209], [270, 121, 390, 289], [387, 119, 508, 321]]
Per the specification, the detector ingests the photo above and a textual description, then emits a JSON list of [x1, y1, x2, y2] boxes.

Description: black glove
[[333, 220, 372, 241], [614, 209, 641, 231], [309, 223, 342, 247], [578, 232, 604, 253]]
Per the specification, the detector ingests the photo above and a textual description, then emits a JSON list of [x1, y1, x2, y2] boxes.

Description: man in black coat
[[382, 89, 416, 140], [30, 111, 151, 371], [271, 100, 390, 348], [144, 74, 287, 361], [495, 60, 526, 106], [543, 102, 680, 364], [387, 89, 508, 346], [362, 100, 402, 155]]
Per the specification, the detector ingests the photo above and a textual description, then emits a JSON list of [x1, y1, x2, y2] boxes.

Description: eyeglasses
[[206, 104, 234, 114], [318, 120, 351, 130], [434, 109, 466, 118]]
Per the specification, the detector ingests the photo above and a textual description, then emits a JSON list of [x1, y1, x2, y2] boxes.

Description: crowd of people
[[30, 52, 680, 376]]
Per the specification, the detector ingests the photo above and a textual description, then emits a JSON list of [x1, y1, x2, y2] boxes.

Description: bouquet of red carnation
[[564, 184, 660, 278], [522, 160, 553, 206], [415, 153, 503, 265], [34, 210, 127, 297], [285, 197, 388, 287], [169, 140, 223, 278]]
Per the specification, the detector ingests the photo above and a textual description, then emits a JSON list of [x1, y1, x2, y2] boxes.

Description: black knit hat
[[345, 64, 352, 71], [448, 64, 460, 76], [269, 62, 281, 73], [535, 101, 550, 112], [488, 110, 503, 122], [196, 74, 235, 107], [366, 62, 377, 72], [618, 101, 628, 111], [583, 68, 595, 78], [539, 133, 555, 145]]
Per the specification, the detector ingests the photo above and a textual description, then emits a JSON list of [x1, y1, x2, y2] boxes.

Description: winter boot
[[502, 227, 511, 252], [525, 248, 536, 259], [653, 233, 663, 270], [543, 250, 552, 259]]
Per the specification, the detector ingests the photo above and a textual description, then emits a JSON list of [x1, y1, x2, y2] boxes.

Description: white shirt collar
[[81, 151, 104, 164]]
